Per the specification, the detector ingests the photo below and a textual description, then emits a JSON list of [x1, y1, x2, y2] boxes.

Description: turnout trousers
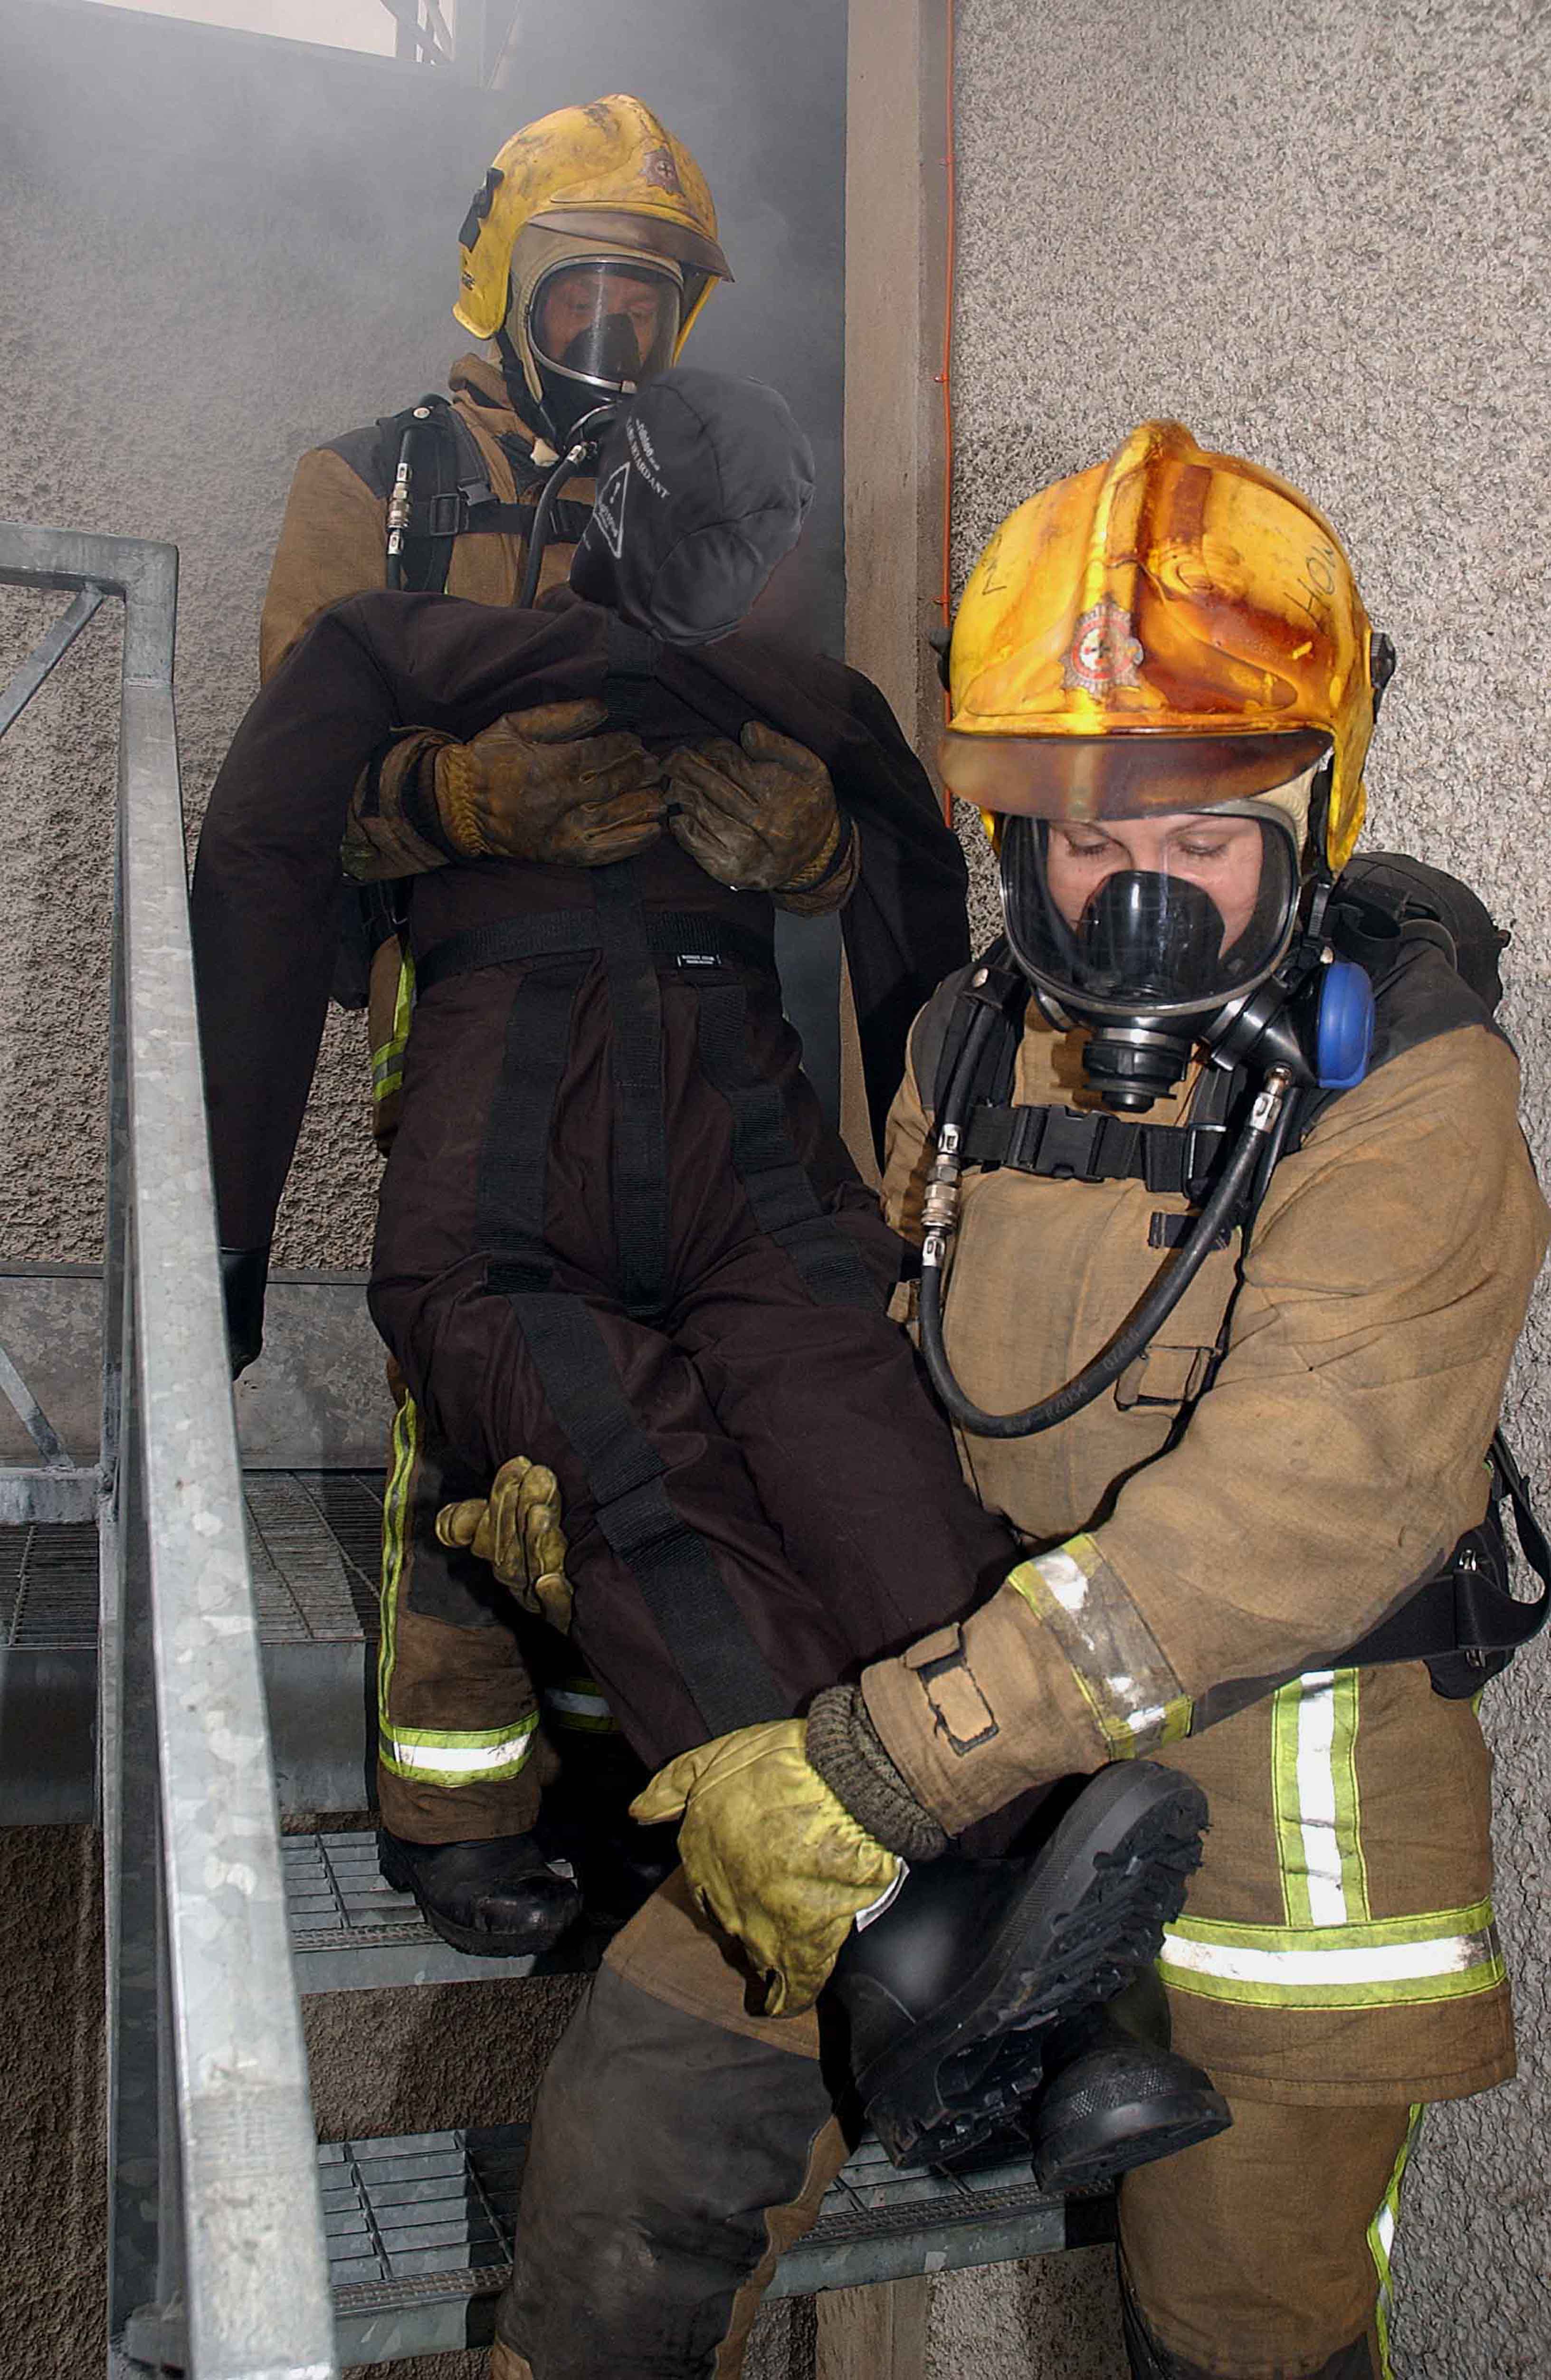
[[370, 847, 1017, 1771], [495, 1873, 1423, 2380]]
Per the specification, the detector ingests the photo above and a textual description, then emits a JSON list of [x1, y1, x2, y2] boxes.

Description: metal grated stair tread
[[3, 1473, 389, 1818], [322, 2123, 1115, 2364], [285, 1830, 601, 1991]]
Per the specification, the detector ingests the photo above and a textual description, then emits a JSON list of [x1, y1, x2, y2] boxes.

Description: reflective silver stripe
[[1273, 1669, 1367, 1928], [1008, 1536, 1191, 1758], [1160, 1903, 1503, 2008], [1161, 1926, 1499, 1990], [381, 1722, 538, 1777], [544, 1687, 611, 1722]]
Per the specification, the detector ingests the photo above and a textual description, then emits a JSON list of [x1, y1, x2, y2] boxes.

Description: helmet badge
[[641, 145, 683, 193], [1063, 597, 1144, 695]]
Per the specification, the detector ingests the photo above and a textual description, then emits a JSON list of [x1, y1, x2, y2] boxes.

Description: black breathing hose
[[916, 1007, 1293, 1440], [518, 404, 620, 609]]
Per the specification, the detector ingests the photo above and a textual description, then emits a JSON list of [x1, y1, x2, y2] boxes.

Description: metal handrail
[[0, 524, 337, 2380]]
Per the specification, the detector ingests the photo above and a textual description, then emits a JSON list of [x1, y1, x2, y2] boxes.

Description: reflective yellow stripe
[[378, 1393, 419, 1726], [1272, 1669, 1370, 1927], [370, 950, 416, 1114], [1160, 1900, 1503, 2008], [1368, 2106, 1423, 2380], [378, 1714, 540, 1785]]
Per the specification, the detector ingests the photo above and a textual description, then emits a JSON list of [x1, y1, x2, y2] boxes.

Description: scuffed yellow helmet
[[455, 95, 730, 349], [942, 421, 1383, 873]]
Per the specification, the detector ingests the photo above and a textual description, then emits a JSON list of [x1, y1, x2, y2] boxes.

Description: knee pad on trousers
[[499, 1960, 844, 2379], [1120, 2262, 1377, 2380]]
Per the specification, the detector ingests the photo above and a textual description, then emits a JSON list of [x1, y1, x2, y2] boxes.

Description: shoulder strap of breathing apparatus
[[914, 860, 1547, 1692], [339, 395, 593, 594]]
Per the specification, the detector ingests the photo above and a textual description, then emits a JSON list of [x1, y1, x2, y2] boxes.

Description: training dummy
[[194, 369, 1209, 2173]]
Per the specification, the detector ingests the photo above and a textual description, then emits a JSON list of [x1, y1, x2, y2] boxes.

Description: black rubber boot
[[826, 1761, 1208, 2168], [535, 1737, 681, 1930], [1024, 1968, 1231, 2190], [377, 1828, 583, 1958]]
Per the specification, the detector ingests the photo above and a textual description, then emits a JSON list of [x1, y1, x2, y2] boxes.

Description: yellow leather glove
[[630, 1719, 900, 2016], [665, 724, 847, 898], [437, 1455, 574, 1632]]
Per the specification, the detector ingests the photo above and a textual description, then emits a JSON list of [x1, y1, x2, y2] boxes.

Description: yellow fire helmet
[[455, 94, 731, 350], [943, 420, 1383, 874]]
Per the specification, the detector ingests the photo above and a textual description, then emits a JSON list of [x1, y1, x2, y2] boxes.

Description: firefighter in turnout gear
[[468, 423, 1547, 2380], [250, 96, 734, 1958]]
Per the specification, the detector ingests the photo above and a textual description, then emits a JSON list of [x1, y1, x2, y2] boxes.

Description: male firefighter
[[249, 94, 778, 1956], [468, 422, 1547, 2380]]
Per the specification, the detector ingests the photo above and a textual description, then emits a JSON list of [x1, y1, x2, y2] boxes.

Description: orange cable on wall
[[936, 0, 958, 809]]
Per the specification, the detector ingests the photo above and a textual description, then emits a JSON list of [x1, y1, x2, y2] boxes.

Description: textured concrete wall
[[935, 1, 1551, 2372]]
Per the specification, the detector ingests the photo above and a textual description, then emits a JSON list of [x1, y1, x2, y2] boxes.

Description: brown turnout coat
[[871, 1003, 1547, 2103]]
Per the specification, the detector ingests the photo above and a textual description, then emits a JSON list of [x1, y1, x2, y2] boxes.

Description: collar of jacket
[[448, 351, 597, 511]]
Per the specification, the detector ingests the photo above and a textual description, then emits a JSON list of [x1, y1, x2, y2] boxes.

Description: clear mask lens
[[530, 259, 681, 397], [1000, 808, 1301, 1019]]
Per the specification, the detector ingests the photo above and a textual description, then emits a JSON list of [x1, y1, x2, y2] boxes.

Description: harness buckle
[[1020, 1106, 1104, 1180], [419, 491, 468, 539]]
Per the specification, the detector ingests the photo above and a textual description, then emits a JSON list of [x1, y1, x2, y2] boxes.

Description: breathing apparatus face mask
[[528, 258, 682, 439], [999, 802, 1305, 1109]]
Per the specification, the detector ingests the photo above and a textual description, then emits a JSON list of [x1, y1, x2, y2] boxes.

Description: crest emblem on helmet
[[1063, 598, 1144, 694], [642, 145, 684, 193]]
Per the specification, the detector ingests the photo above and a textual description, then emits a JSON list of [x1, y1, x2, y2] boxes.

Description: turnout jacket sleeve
[[865, 1024, 1549, 1835], [260, 446, 388, 683]]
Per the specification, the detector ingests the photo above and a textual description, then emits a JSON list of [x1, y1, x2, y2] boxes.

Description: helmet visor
[[942, 727, 1331, 819], [999, 805, 1302, 1019], [530, 258, 682, 401]]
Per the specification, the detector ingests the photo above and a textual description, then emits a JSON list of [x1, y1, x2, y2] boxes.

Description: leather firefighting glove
[[664, 724, 857, 912], [436, 1456, 574, 1633], [342, 699, 665, 881], [631, 1691, 948, 2016]]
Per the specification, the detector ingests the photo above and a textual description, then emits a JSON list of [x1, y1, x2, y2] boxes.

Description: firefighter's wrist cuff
[[858, 1562, 1133, 1836], [805, 1685, 948, 1862], [343, 733, 460, 878], [775, 818, 859, 915]]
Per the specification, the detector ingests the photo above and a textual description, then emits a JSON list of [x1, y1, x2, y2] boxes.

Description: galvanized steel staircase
[[0, 523, 1112, 2378]]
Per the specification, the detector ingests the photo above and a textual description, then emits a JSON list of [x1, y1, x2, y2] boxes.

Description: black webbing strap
[[473, 953, 789, 1737], [1338, 1430, 1551, 1683], [415, 909, 778, 997], [962, 1102, 1227, 1200], [694, 983, 882, 1312], [592, 866, 671, 1320], [474, 957, 589, 1288]]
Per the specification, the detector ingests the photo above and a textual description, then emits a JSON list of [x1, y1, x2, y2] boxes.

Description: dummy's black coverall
[[192, 588, 1015, 1761]]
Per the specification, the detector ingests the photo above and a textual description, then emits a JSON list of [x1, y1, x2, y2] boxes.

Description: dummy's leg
[[1117, 2097, 1421, 2377], [492, 1870, 851, 2380], [376, 1393, 580, 1955]]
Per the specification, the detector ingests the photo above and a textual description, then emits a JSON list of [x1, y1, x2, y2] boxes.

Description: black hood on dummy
[[569, 367, 814, 646]]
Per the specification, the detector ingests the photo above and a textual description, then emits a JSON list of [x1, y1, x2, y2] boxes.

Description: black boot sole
[[376, 1831, 582, 1960], [1030, 2084, 1232, 2192], [860, 1763, 1207, 2169]]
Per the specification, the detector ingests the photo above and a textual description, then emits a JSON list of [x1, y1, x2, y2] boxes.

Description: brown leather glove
[[342, 699, 666, 881], [437, 698, 666, 863], [665, 723, 854, 908], [436, 1455, 574, 1633]]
